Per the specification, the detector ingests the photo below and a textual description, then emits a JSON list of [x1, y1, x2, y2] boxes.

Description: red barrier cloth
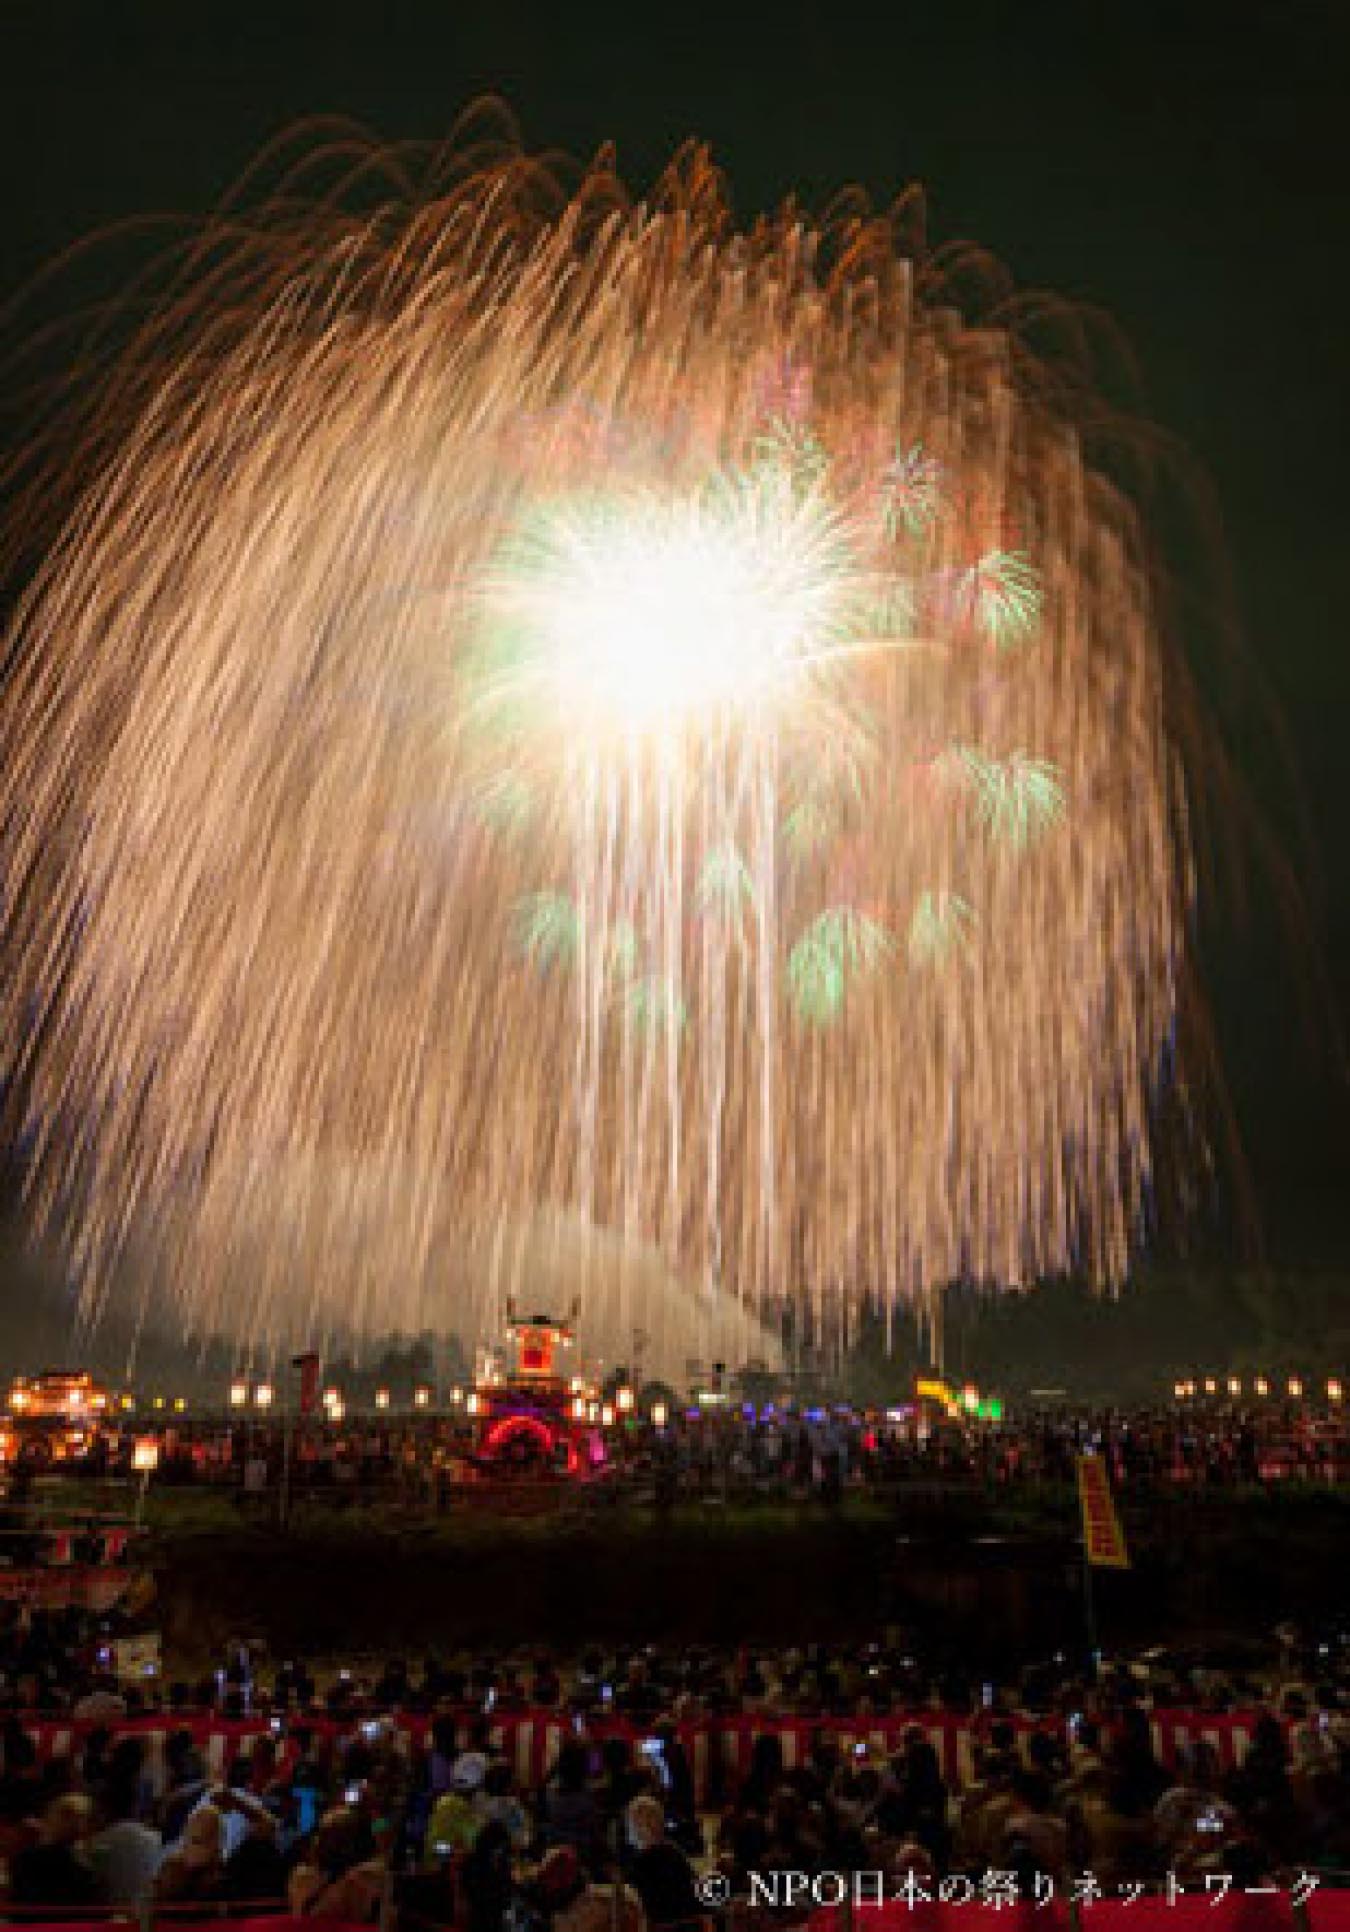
[[0, 1566, 132, 1610], [812, 1898, 1311, 1932], [1308, 1892, 1350, 1932], [170, 1920, 364, 1932], [16, 1920, 364, 1932], [812, 1901, 1070, 1932], [1079, 1896, 1294, 1932]]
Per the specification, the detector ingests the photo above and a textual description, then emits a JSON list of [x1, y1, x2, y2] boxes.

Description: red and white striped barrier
[[17, 1707, 1280, 1806], [0, 1566, 133, 1611]]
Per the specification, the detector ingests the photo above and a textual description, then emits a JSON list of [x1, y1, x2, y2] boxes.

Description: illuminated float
[[469, 1302, 606, 1478], [2, 1371, 112, 1467]]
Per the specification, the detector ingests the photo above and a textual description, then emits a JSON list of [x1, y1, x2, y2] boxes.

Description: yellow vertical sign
[[1077, 1452, 1130, 1569]]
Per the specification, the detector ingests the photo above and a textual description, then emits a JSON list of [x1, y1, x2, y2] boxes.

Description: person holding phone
[[479, 1759, 531, 1851], [1152, 1740, 1238, 1875], [422, 1754, 488, 1864], [215, 1782, 287, 1903]]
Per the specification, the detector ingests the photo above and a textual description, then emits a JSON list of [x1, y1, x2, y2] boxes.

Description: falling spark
[[0, 117, 1192, 1349]]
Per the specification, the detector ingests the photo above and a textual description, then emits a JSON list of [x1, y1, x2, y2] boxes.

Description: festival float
[[1, 1370, 113, 1468], [0, 1373, 145, 1612], [468, 1302, 607, 1478]]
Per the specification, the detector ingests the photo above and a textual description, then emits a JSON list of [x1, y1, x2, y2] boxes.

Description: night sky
[[1, 0, 1346, 1290]]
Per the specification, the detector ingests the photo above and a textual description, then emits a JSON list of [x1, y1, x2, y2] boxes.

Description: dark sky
[[2, 0, 1347, 1269]]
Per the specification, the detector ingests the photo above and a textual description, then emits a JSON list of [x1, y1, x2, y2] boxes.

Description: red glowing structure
[[1, 1372, 112, 1469], [470, 1300, 606, 1478]]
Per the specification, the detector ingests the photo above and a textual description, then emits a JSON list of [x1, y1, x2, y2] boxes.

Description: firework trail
[[0, 112, 1198, 1352]]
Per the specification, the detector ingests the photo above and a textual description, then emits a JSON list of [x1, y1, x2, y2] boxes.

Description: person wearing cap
[[423, 1751, 488, 1863], [454, 1751, 491, 1794]]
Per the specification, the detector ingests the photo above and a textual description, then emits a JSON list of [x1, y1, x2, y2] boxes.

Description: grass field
[[46, 1477, 1345, 1673]]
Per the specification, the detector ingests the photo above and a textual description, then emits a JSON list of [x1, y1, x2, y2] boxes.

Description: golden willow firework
[[0, 117, 1193, 1349]]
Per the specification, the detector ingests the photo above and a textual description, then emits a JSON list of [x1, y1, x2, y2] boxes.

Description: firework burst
[[0, 116, 1192, 1351]]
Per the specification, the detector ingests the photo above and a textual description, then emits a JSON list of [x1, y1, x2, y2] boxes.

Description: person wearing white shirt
[[90, 1785, 162, 1912]]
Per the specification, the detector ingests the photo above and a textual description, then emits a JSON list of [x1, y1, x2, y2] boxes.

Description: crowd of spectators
[[1, 1616, 1349, 1917], [1, 1395, 1347, 1916], [48, 1400, 1350, 1506]]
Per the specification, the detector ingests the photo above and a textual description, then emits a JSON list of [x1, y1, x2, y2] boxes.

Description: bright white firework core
[[506, 487, 846, 741]]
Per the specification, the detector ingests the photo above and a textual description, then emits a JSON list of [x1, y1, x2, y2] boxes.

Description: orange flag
[[1077, 1452, 1130, 1569]]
